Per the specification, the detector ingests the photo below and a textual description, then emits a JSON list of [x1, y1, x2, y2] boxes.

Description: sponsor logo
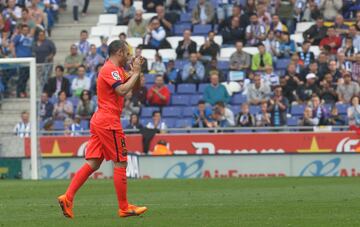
[[41, 161, 70, 179], [191, 142, 284, 154], [164, 159, 204, 179], [300, 158, 341, 176], [336, 137, 360, 152], [111, 71, 121, 81]]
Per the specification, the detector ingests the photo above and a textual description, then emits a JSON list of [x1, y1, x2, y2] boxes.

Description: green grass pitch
[[0, 178, 359, 227]]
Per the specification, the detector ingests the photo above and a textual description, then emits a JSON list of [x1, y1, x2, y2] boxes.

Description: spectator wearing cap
[[303, 17, 327, 45], [191, 0, 215, 25], [71, 65, 91, 97], [97, 36, 109, 59], [297, 41, 315, 68], [182, 53, 205, 83], [310, 95, 328, 126], [176, 29, 197, 59], [77, 30, 90, 56], [235, 103, 255, 127], [319, 0, 342, 21], [295, 73, 320, 103], [43, 65, 71, 97], [245, 13, 266, 46], [85, 44, 105, 74], [251, 43, 273, 72], [337, 73, 360, 104], [352, 54, 360, 83], [118, 0, 136, 25], [198, 31, 220, 62], [221, 16, 245, 45], [64, 44, 84, 75], [204, 71, 230, 106], [144, 18, 167, 49], [192, 100, 213, 128], [230, 41, 251, 71], [268, 86, 289, 127], [127, 9, 147, 37], [247, 74, 272, 105], [319, 27, 342, 55], [146, 75, 171, 107]]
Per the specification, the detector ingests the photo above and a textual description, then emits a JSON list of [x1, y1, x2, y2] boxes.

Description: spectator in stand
[[10, 24, 33, 98], [251, 43, 273, 72], [268, 86, 289, 126], [327, 60, 342, 83], [33, 30, 56, 66], [256, 3, 271, 26], [146, 110, 167, 133], [336, 72, 360, 104], [182, 53, 205, 83], [310, 95, 328, 125], [72, 0, 82, 23], [299, 106, 317, 126], [134, 47, 149, 73], [165, 60, 179, 84], [192, 100, 213, 128], [143, 0, 164, 13], [14, 111, 30, 138], [235, 103, 255, 127], [127, 10, 147, 38], [191, 0, 215, 25], [77, 30, 90, 56], [144, 18, 167, 49], [263, 30, 280, 60], [53, 90, 74, 120], [19, 8, 36, 36], [327, 105, 345, 125], [352, 54, 360, 82], [319, 26, 342, 55], [198, 31, 220, 62], [76, 89, 95, 120], [245, 13, 266, 46], [176, 29, 197, 59], [319, 0, 342, 21], [153, 5, 174, 36], [297, 41, 315, 68], [213, 101, 235, 127], [3, 0, 22, 31], [118, 0, 135, 25], [146, 75, 171, 106], [43, 65, 71, 97], [337, 51, 352, 73], [118, 32, 134, 54], [69, 116, 83, 136], [204, 71, 230, 106], [303, 0, 322, 22], [278, 32, 296, 59], [269, 14, 288, 33], [229, 41, 251, 71], [132, 74, 148, 106], [256, 101, 271, 127], [219, 4, 248, 30], [40, 92, 54, 121], [125, 113, 143, 133], [204, 58, 226, 82], [348, 25, 360, 51], [97, 36, 109, 59], [221, 16, 245, 45], [347, 95, 360, 126], [318, 52, 330, 77], [247, 74, 271, 105], [319, 77, 338, 104], [71, 65, 91, 97], [300, 62, 320, 82], [29, 0, 46, 27], [262, 65, 279, 88], [303, 17, 327, 45], [150, 53, 166, 75], [165, 0, 185, 15], [122, 91, 140, 119], [85, 44, 105, 75], [334, 14, 349, 36], [64, 44, 84, 75], [296, 73, 320, 103]]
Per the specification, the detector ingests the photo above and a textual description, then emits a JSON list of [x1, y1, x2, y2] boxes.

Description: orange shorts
[[85, 125, 128, 162]]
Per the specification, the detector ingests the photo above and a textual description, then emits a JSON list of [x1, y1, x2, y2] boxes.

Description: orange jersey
[[90, 60, 129, 131]]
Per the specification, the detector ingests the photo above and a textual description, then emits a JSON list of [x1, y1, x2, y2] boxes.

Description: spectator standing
[[40, 92, 54, 121], [176, 29, 197, 60], [230, 41, 251, 71], [76, 90, 95, 120], [71, 65, 91, 97], [247, 74, 272, 105], [146, 111, 167, 133], [33, 30, 56, 71], [64, 44, 84, 75], [235, 103, 255, 127], [181, 53, 205, 83], [77, 30, 90, 56], [204, 71, 230, 106], [319, 0, 342, 21], [118, 0, 136, 25], [14, 111, 30, 138], [251, 43, 273, 72], [85, 44, 105, 74], [268, 86, 289, 126], [43, 65, 71, 97], [53, 90, 74, 120], [146, 75, 171, 106], [192, 100, 213, 128], [191, 0, 215, 25], [336, 72, 360, 104], [348, 96, 360, 126], [127, 10, 147, 38]]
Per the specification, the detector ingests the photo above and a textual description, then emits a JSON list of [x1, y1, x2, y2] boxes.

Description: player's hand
[[130, 56, 143, 73]]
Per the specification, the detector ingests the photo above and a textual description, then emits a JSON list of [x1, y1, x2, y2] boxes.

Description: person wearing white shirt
[[14, 111, 30, 138], [145, 18, 166, 49], [71, 65, 91, 97], [146, 111, 167, 133]]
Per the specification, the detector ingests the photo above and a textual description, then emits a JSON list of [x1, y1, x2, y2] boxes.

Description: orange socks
[[65, 163, 94, 202], [113, 167, 128, 210]]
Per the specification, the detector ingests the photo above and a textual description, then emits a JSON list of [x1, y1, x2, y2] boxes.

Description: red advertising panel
[[24, 132, 360, 157]]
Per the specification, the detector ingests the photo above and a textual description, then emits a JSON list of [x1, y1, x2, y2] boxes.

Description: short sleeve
[[102, 67, 123, 89]]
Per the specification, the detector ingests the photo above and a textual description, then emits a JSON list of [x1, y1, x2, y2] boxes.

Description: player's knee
[[87, 159, 102, 171], [114, 161, 127, 168]]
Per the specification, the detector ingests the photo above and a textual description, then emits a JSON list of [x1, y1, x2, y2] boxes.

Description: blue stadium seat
[[188, 0, 197, 10], [193, 24, 212, 36], [172, 95, 190, 106], [198, 83, 210, 93], [175, 59, 188, 69], [141, 107, 160, 118], [249, 105, 261, 115], [68, 96, 79, 107], [275, 58, 291, 70], [121, 119, 129, 128], [49, 96, 57, 104], [190, 94, 203, 105], [177, 84, 197, 94], [145, 74, 157, 84], [162, 106, 182, 118], [291, 105, 306, 116], [163, 118, 176, 128], [287, 116, 299, 126], [54, 120, 64, 130], [230, 105, 240, 114], [168, 84, 175, 94], [140, 118, 152, 126], [180, 13, 191, 23], [175, 119, 192, 128], [231, 94, 247, 105], [65, 74, 77, 83], [336, 103, 349, 115], [174, 23, 191, 35], [80, 120, 89, 130], [182, 106, 197, 117], [217, 61, 230, 70]]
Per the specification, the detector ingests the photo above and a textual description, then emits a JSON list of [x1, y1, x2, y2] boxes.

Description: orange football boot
[[57, 194, 74, 219], [118, 204, 148, 218]]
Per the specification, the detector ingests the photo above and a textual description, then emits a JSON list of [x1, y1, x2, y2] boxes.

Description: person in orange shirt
[[146, 75, 171, 106], [319, 26, 342, 55]]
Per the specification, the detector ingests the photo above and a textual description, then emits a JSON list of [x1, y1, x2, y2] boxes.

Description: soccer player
[[57, 40, 147, 218]]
